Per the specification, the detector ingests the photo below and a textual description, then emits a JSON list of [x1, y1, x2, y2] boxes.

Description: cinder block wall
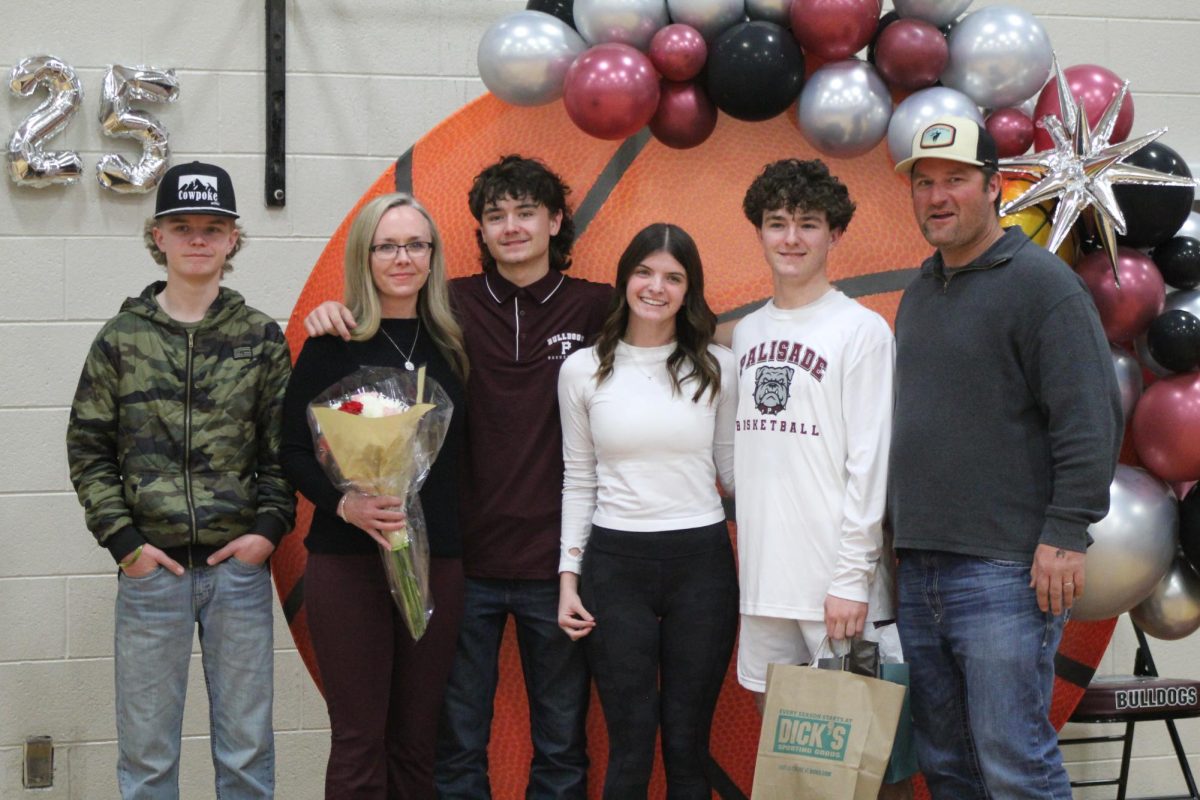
[[1, 2, 1196, 797]]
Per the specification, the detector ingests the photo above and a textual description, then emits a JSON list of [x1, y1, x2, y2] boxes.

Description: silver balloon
[[893, 0, 972, 28], [1073, 465, 1178, 621], [574, 0, 670, 52], [1131, 557, 1200, 641], [1111, 345, 1143, 425], [666, 0, 746, 41], [7, 54, 83, 187], [941, 6, 1053, 109], [886, 86, 982, 164], [96, 65, 180, 194], [477, 10, 588, 106], [1176, 210, 1200, 241], [798, 60, 892, 159], [1135, 289, 1200, 377], [746, 0, 792, 27]]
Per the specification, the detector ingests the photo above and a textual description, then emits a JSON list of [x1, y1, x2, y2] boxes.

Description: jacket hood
[[122, 281, 247, 330]]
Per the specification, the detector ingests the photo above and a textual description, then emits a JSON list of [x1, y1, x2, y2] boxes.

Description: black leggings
[[580, 521, 739, 800]]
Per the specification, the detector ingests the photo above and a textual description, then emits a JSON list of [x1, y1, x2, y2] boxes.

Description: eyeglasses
[[369, 241, 433, 259]]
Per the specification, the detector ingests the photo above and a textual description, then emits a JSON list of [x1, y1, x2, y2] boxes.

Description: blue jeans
[[115, 558, 275, 799], [435, 577, 589, 799], [897, 551, 1070, 800]]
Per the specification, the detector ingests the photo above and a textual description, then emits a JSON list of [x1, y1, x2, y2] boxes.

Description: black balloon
[[526, 0, 576, 29], [1147, 309, 1200, 373], [706, 21, 804, 122], [1183, 484, 1200, 577], [1115, 141, 1196, 249], [867, 10, 901, 66], [1153, 236, 1200, 290]]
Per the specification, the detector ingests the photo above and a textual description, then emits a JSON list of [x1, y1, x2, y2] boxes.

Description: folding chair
[[1060, 621, 1200, 800]]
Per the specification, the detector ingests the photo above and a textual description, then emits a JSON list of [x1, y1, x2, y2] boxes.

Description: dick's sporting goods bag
[[752, 661, 906, 799]]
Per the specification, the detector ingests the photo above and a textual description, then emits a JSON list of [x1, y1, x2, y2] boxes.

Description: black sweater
[[280, 318, 466, 557], [889, 227, 1123, 560]]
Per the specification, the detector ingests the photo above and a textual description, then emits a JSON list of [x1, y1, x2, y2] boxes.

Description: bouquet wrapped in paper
[[307, 365, 453, 639]]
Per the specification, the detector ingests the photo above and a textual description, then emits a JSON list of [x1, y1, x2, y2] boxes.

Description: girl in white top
[[557, 223, 737, 799]]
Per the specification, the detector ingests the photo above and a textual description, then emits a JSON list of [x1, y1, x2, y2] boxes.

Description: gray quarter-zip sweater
[[888, 227, 1123, 561]]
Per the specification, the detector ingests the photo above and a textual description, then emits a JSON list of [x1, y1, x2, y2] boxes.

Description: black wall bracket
[[265, 0, 286, 207]]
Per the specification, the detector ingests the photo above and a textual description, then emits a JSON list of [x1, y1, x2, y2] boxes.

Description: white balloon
[[886, 86, 982, 164], [1131, 557, 1200, 641], [894, 0, 972, 28], [477, 11, 588, 107], [941, 6, 1053, 109], [745, 0, 792, 27], [667, 0, 746, 41], [574, 0, 671, 52], [1073, 465, 1178, 621], [798, 60, 892, 159]]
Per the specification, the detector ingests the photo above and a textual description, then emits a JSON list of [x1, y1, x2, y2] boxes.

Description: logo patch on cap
[[920, 123, 957, 149], [177, 174, 220, 205]]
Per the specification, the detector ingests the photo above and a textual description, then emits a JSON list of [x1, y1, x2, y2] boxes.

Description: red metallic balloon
[[1033, 64, 1135, 152], [563, 43, 661, 140], [1076, 247, 1165, 344], [790, 0, 882, 62], [873, 17, 946, 90], [649, 23, 707, 82], [649, 79, 718, 149], [1133, 371, 1200, 482], [986, 107, 1035, 157]]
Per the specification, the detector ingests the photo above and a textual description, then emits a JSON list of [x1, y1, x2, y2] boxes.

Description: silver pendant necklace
[[378, 319, 421, 371]]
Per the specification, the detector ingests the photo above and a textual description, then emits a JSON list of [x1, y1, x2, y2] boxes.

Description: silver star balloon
[[999, 57, 1197, 283]]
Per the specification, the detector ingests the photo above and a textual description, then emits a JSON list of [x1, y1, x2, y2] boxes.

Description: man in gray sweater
[[889, 116, 1122, 799]]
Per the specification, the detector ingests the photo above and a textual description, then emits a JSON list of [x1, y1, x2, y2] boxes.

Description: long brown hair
[[343, 193, 469, 380], [593, 223, 720, 403]]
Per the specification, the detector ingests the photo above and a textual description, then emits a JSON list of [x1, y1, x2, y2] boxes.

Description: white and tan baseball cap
[[894, 116, 999, 175]]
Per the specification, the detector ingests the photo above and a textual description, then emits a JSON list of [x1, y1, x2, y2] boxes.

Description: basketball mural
[[274, 92, 1126, 798]]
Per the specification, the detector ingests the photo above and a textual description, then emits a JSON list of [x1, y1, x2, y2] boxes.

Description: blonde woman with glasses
[[280, 193, 468, 799]]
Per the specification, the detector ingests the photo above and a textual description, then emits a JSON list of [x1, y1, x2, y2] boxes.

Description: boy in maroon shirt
[[306, 156, 610, 797]]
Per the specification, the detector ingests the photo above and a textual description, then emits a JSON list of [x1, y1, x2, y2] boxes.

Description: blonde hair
[[343, 193, 468, 380], [143, 217, 246, 273]]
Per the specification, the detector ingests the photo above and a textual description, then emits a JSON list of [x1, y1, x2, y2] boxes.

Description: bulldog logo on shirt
[[754, 365, 793, 415]]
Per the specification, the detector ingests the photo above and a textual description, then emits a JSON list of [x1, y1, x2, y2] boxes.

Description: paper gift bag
[[752, 662, 906, 800]]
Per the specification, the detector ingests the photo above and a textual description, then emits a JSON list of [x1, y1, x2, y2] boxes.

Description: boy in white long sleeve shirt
[[732, 160, 899, 703]]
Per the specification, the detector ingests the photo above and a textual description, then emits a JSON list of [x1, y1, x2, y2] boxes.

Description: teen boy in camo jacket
[[66, 161, 293, 799]]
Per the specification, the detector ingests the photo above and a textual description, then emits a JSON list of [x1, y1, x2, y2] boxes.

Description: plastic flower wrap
[[307, 365, 453, 639]]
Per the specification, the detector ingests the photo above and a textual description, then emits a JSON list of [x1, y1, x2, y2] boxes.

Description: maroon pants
[[305, 554, 465, 800]]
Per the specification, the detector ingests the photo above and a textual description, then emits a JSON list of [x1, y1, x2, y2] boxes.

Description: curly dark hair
[[467, 155, 576, 272], [593, 223, 720, 404], [742, 159, 856, 232]]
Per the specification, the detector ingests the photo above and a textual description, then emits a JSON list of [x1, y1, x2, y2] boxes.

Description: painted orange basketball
[[276, 93, 1117, 798]]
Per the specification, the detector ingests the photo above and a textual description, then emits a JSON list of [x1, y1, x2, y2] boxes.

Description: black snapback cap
[[155, 161, 239, 219]]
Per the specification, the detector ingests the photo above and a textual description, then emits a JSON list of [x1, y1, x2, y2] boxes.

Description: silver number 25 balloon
[[7, 54, 84, 187], [97, 64, 180, 194]]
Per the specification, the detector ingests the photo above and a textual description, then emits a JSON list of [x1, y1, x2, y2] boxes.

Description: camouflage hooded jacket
[[67, 282, 295, 563]]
